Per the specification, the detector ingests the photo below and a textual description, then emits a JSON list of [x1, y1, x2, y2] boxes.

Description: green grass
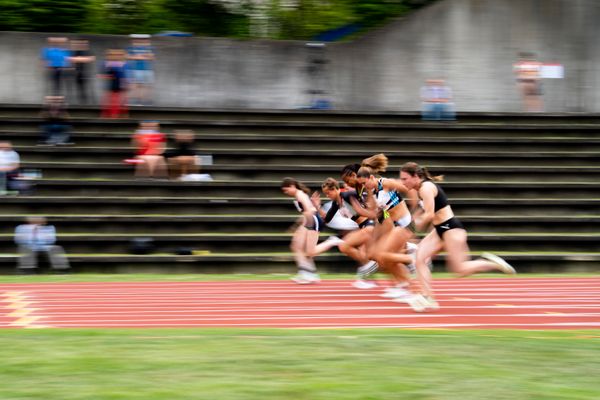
[[0, 329, 598, 399]]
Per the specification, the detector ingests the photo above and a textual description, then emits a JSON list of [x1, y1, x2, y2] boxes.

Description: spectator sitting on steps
[[164, 130, 199, 180], [420, 79, 456, 121], [14, 216, 70, 274], [132, 121, 167, 179], [0, 141, 20, 195], [39, 95, 72, 145]]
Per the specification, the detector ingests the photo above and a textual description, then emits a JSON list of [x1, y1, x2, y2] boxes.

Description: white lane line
[[4, 322, 600, 329], [2, 281, 600, 293], [36, 313, 600, 322], [35, 311, 600, 319]]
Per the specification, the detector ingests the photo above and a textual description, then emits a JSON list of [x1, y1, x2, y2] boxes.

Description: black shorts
[[304, 213, 324, 232], [358, 219, 375, 229], [434, 217, 464, 238]]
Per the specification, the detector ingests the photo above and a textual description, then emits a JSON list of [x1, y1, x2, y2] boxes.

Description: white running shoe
[[401, 294, 439, 312], [423, 295, 440, 310], [481, 252, 517, 274], [352, 279, 378, 289], [401, 294, 428, 312], [380, 287, 413, 299], [291, 271, 320, 284], [324, 235, 345, 247]]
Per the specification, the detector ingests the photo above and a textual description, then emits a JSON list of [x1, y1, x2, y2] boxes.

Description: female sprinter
[[355, 162, 419, 303], [281, 177, 321, 284], [310, 178, 385, 289], [400, 162, 516, 311], [338, 161, 382, 288]]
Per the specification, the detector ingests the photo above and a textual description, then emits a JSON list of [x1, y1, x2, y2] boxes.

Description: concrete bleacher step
[[18, 162, 600, 182], [5, 129, 600, 150], [3, 104, 600, 124], [2, 215, 597, 234], [26, 179, 600, 199], [2, 196, 599, 215], [12, 145, 600, 166], [2, 196, 600, 215], [0, 232, 597, 254]]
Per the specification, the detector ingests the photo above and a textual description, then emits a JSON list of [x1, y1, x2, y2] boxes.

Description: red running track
[[1, 277, 600, 329]]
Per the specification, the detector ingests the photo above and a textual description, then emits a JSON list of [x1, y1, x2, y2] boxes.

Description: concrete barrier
[[0, 0, 598, 111]]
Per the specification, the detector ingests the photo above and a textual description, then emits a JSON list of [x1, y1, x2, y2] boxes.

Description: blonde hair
[[360, 153, 388, 175]]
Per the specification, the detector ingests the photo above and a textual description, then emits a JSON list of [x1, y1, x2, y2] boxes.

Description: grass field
[[0, 329, 599, 400], [1, 274, 599, 399]]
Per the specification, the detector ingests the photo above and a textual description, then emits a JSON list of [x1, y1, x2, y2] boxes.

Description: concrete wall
[[0, 0, 598, 111], [339, 0, 598, 112]]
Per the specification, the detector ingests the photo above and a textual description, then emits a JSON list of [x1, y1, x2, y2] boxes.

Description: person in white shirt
[[0, 141, 19, 194], [420, 79, 455, 121], [14, 217, 70, 273]]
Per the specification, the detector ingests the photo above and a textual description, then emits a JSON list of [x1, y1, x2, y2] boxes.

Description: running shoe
[[291, 271, 320, 284], [401, 294, 439, 312], [381, 287, 413, 299], [399, 294, 428, 312], [324, 235, 345, 247], [352, 279, 378, 289], [481, 252, 517, 274], [423, 295, 440, 310]]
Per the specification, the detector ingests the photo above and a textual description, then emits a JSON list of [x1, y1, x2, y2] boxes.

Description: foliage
[[161, 0, 250, 37], [0, 0, 435, 39], [0, 0, 90, 32]]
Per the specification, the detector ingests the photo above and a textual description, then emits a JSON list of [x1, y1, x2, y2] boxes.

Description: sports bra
[[375, 179, 403, 211], [431, 181, 450, 212]]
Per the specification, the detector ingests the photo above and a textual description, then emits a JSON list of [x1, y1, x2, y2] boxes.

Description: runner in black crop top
[[431, 181, 450, 212]]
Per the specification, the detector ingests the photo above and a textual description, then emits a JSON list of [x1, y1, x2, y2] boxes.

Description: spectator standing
[[40, 37, 72, 96], [70, 39, 96, 104], [127, 35, 155, 106], [132, 121, 167, 179], [99, 49, 128, 119], [514, 52, 544, 112], [420, 79, 456, 121], [15, 217, 70, 273], [0, 141, 20, 195], [39, 95, 72, 145]]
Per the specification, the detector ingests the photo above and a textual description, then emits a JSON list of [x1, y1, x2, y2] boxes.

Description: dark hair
[[341, 163, 360, 178], [321, 177, 340, 191], [281, 177, 311, 194], [400, 162, 444, 182]]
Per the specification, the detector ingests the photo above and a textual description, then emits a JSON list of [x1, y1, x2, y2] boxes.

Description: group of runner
[[281, 154, 516, 312]]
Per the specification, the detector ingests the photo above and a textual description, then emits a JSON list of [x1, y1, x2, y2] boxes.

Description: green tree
[[161, 0, 250, 37], [0, 0, 90, 32]]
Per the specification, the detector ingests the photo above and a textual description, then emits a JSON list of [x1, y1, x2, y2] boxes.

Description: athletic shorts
[[305, 213, 324, 232], [434, 217, 465, 238], [393, 212, 412, 229]]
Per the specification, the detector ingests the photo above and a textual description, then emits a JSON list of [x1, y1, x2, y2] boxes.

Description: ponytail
[[400, 162, 444, 182], [360, 153, 388, 175], [281, 177, 311, 194]]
